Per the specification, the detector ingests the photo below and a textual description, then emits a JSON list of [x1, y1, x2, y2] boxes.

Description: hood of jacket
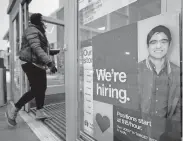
[[28, 23, 45, 34]]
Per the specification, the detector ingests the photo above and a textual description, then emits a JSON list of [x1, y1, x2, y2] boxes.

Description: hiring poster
[[89, 12, 181, 141]]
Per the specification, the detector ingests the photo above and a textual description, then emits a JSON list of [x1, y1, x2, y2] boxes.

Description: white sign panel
[[79, 0, 98, 11], [84, 69, 93, 136], [80, 0, 137, 25], [82, 46, 93, 69], [83, 46, 94, 136]]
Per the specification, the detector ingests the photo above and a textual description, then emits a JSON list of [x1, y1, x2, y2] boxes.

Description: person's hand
[[50, 65, 57, 74], [47, 62, 57, 74]]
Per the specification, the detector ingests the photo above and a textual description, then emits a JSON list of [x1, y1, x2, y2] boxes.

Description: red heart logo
[[96, 113, 110, 133]]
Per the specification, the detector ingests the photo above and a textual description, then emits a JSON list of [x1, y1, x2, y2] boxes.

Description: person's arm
[[25, 27, 52, 65]]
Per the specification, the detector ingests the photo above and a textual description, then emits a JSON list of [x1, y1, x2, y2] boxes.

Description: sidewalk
[[0, 105, 39, 141]]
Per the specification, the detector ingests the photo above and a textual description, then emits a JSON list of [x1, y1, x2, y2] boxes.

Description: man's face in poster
[[148, 32, 170, 59]]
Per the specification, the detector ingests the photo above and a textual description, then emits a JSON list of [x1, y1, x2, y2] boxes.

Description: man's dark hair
[[30, 13, 43, 26], [147, 25, 172, 45]]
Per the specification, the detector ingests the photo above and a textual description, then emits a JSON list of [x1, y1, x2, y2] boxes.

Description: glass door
[[11, 2, 26, 103], [26, 1, 66, 140], [27, 0, 65, 109], [27, 22, 65, 108]]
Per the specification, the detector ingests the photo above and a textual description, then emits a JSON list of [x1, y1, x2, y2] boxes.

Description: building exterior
[[2, 30, 10, 70], [5, 0, 183, 141]]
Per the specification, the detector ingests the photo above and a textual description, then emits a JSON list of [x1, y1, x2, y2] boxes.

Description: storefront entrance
[[7, 0, 182, 141]]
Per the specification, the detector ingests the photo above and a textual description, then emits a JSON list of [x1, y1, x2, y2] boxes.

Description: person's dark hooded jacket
[[20, 23, 52, 67]]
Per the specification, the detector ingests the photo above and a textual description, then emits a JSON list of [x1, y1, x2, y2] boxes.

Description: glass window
[[45, 23, 65, 87], [29, 0, 63, 19], [28, 0, 65, 88], [78, 0, 181, 141], [12, 15, 21, 102], [57, 7, 64, 21], [27, 1, 65, 111]]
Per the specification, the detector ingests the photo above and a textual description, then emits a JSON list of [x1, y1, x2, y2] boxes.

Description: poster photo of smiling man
[[137, 13, 181, 141]]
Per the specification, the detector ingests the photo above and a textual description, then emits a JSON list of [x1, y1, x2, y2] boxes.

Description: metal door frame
[[64, 0, 79, 140]]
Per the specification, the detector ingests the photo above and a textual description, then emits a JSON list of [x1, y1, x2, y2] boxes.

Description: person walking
[[5, 13, 57, 127]]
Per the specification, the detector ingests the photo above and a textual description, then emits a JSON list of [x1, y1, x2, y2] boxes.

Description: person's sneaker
[[35, 109, 50, 120], [5, 103, 19, 127]]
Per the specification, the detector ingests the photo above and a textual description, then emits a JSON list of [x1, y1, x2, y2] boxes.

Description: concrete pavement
[[0, 105, 39, 141]]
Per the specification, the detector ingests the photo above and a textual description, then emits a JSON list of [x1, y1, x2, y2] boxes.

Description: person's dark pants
[[15, 63, 47, 110]]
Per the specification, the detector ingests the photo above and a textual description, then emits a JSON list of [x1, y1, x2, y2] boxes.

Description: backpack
[[19, 32, 32, 62]]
